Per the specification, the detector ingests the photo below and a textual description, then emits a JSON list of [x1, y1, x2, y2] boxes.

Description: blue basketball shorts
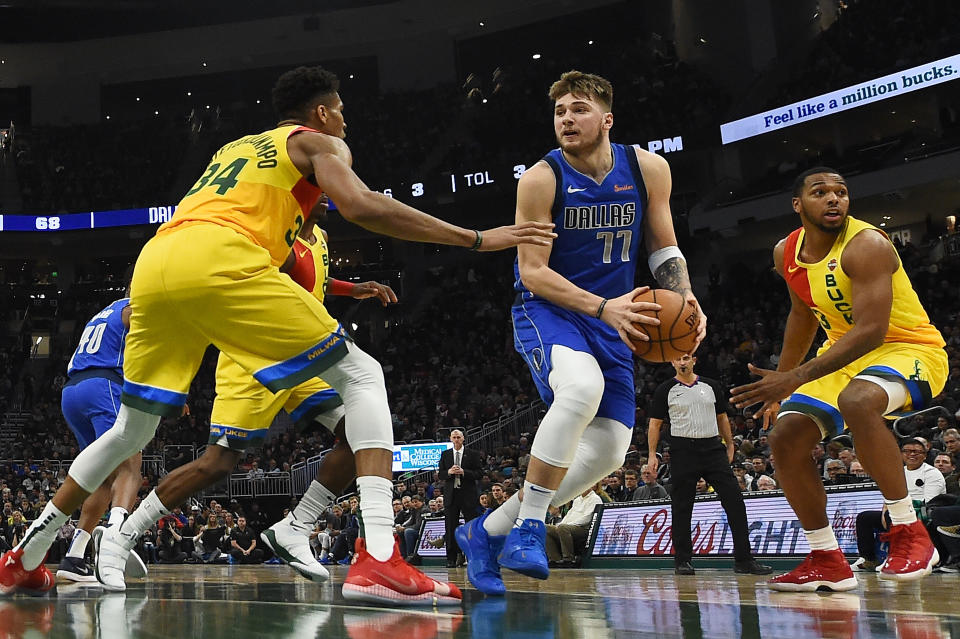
[[512, 298, 635, 428], [61, 377, 123, 450]]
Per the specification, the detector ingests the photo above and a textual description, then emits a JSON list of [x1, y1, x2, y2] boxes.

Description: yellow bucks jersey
[[783, 216, 944, 348], [160, 125, 323, 265], [287, 228, 330, 303]]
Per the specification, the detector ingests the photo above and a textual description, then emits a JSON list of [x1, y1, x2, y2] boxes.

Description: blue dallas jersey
[[514, 142, 647, 300], [66, 298, 129, 377]]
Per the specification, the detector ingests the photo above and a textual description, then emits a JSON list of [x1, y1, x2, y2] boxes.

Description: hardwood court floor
[[2, 564, 959, 638]]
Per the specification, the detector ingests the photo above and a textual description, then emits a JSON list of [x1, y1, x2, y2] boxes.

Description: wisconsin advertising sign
[[391, 442, 452, 473]]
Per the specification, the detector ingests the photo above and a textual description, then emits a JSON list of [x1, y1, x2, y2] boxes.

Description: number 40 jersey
[[514, 143, 648, 302], [67, 297, 130, 377]]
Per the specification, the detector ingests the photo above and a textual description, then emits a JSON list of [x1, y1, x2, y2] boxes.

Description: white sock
[[66, 528, 91, 559], [885, 496, 917, 526], [119, 490, 169, 549], [108, 507, 128, 527], [356, 476, 395, 562], [804, 526, 839, 552], [483, 494, 521, 537], [293, 480, 337, 527], [515, 482, 556, 526], [17, 501, 68, 570]]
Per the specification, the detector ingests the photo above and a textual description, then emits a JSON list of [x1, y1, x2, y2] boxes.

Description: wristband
[[595, 299, 608, 319], [469, 230, 483, 250], [328, 278, 356, 296], [648, 245, 685, 275]]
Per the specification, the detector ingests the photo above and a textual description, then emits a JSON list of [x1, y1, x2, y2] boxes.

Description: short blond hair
[[549, 70, 613, 111]]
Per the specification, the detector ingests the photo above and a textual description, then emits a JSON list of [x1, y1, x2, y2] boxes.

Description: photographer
[[158, 515, 187, 564]]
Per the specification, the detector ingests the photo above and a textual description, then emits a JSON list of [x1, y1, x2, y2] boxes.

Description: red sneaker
[[768, 549, 858, 592], [343, 539, 462, 606], [0, 549, 55, 596], [879, 520, 938, 581]]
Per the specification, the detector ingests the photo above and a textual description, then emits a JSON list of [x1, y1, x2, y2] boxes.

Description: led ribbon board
[[720, 54, 960, 144]]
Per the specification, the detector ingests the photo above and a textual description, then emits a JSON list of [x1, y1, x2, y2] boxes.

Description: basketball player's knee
[[199, 447, 241, 481], [69, 407, 160, 492], [552, 371, 604, 420], [769, 419, 816, 461], [347, 346, 386, 389], [837, 381, 887, 421]]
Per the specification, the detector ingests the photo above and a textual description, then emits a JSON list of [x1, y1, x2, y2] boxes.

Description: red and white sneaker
[[879, 520, 939, 581], [0, 549, 55, 596], [343, 539, 462, 607], [768, 549, 858, 592]]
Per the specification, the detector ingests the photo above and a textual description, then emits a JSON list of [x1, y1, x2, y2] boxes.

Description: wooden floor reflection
[[1, 564, 959, 638]]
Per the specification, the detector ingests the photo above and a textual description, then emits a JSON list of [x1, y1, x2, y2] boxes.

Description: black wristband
[[469, 230, 483, 250], [595, 299, 608, 319]]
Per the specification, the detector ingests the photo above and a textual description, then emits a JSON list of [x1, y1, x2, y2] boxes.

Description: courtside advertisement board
[[391, 442, 452, 473], [589, 486, 883, 557], [415, 517, 461, 558]]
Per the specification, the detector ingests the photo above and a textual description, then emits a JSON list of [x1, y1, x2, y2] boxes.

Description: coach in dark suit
[[438, 429, 483, 567]]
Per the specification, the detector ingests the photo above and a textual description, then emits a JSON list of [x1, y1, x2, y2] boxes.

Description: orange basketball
[[629, 288, 699, 362]]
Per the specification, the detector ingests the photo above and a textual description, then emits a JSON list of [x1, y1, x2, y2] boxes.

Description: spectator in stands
[[330, 497, 359, 564], [750, 457, 770, 485], [219, 513, 236, 554], [391, 499, 405, 525], [934, 454, 959, 495], [756, 476, 778, 491], [695, 478, 714, 495], [397, 494, 428, 561], [603, 473, 628, 503], [929, 415, 954, 448], [137, 525, 159, 565], [942, 429, 960, 467], [824, 460, 848, 485], [838, 448, 857, 473], [632, 465, 669, 501], [849, 461, 869, 480], [854, 439, 946, 571], [193, 514, 226, 563], [620, 471, 640, 503], [7, 511, 26, 547], [315, 504, 346, 564], [490, 483, 505, 507], [544, 485, 604, 568], [229, 516, 263, 564], [180, 515, 197, 558]]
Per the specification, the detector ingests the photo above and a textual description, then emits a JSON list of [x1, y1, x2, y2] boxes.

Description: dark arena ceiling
[[0, 0, 398, 43]]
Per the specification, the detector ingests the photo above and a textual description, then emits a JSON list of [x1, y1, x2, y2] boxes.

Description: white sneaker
[[93, 525, 148, 578], [94, 525, 138, 592], [260, 514, 330, 582]]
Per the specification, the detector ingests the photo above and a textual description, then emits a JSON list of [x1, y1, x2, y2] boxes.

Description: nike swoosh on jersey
[[787, 264, 801, 274], [297, 248, 309, 258], [567, 186, 588, 193]]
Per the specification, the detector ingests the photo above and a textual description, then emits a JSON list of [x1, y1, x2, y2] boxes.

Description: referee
[[647, 353, 772, 576]]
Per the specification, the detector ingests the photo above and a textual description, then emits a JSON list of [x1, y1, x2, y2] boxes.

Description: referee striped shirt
[[650, 376, 728, 439]]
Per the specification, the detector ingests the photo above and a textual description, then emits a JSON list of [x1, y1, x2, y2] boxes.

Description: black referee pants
[[669, 436, 754, 564]]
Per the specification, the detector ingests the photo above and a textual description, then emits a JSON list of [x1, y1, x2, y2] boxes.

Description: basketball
[[629, 289, 699, 362]]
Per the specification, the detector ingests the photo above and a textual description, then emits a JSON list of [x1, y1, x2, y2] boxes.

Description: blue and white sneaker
[[455, 510, 506, 596], [498, 519, 549, 580]]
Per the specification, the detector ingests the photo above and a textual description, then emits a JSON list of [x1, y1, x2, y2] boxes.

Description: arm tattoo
[[653, 256, 692, 297]]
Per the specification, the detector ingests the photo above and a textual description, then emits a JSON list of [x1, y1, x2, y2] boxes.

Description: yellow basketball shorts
[[778, 341, 948, 437], [122, 223, 348, 417], [209, 353, 344, 451]]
